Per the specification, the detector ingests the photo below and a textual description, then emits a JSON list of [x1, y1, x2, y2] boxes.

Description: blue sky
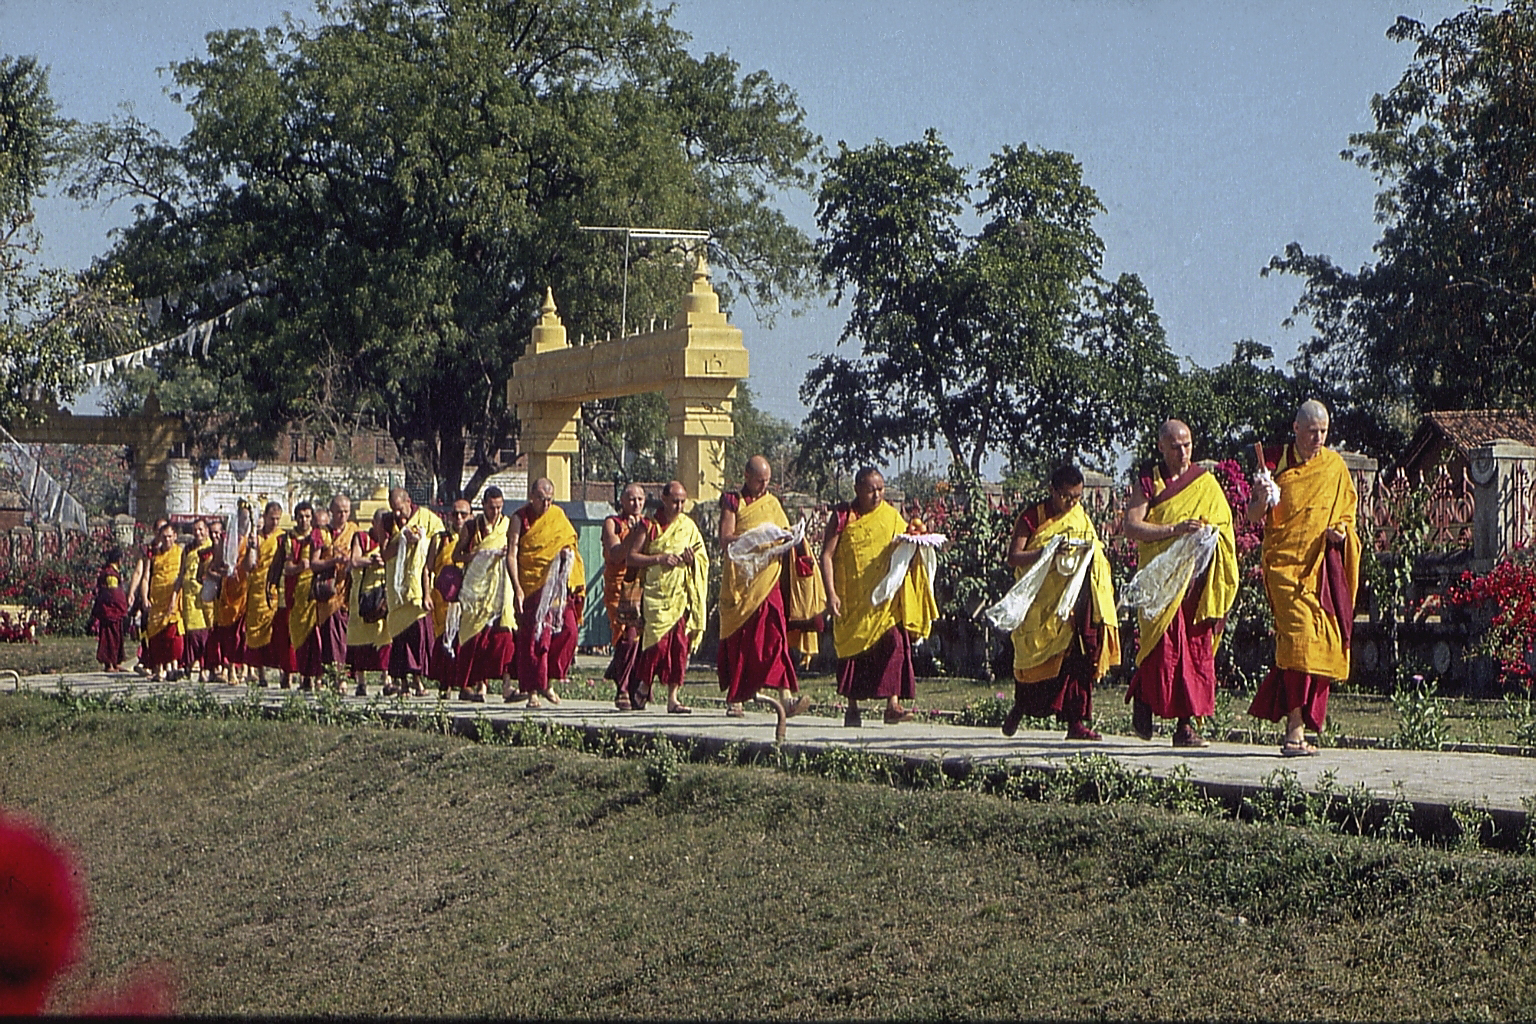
[[3, 0, 1465, 447]]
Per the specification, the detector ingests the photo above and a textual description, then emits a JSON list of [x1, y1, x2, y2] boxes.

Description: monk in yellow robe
[[346, 509, 394, 695], [298, 494, 357, 692], [284, 501, 324, 689], [718, 456, 811, 728], [453, 487, 519, 702], [1122, 420, 1239, 748], [141, 521, 185, 681], [178, 518, 217, 682], [996, 465, 1119, 741], [382, 487, 439, 696], [624, 480, 709, 714], [426, 499, 474, 696], [242, 501, 286, 686], [602, 483, 647, 709], [208, 516, 249, 684], [1247, 400, 1361, 756], [508, 477, 586, 707], [820, 467, 937, 727]]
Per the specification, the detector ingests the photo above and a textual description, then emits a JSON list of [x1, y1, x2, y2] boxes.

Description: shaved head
[[1158, 419, 1190, 443], [1295, 399, 1330, 426]]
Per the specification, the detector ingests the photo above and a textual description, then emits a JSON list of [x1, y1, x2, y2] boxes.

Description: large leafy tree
[[1267, 2, 1536, 458], [71, 0, 818, 500], [800, 131, 1179, 480]]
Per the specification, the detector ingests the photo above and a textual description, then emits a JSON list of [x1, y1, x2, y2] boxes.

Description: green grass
[[4, 693, 1536, 1018]]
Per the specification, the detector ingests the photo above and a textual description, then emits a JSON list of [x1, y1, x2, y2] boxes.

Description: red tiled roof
[[1423, 410, 1536, 451]]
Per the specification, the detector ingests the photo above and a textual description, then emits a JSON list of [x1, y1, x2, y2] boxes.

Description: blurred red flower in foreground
[[0, 813, 83, 1015]]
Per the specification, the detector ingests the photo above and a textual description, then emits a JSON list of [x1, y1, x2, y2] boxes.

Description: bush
[[0, 556, 96, 635], [1446, 551, 1536, 689]]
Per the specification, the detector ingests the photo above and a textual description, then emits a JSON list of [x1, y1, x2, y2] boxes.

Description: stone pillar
[[517, 289, 581, 501], [1467, 440, 1536, 566], [667, 386, 736, 508]]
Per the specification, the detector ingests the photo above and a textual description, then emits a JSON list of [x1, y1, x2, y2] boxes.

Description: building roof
[[1395, 409, 1536, 475]]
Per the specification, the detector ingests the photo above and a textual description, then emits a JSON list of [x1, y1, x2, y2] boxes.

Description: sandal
[[1281, 739, 1318, 757], [725, 704, 746, 718]]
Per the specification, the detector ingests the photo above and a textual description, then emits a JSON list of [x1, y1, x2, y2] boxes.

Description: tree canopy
[[72, 0, 819, 499], [799, 131, 1179, 480], [1268, 1, 1536, 457]]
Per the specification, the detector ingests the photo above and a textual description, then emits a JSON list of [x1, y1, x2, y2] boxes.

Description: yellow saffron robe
[[430, 528, 466, 639], [244, 530, 283, 648], [214, 538, 249, 628], [180, 540, 215, 633], [347, 533, 391, 650], [458, 513, 517, 644], [719, 492, 790, 641], [1011, 502, 1120, 683], [830, 501, 937, 661], [517, 505, 586, 597], [1263, 446, 1361, 680], [316, 521, 357, 627], [639, 513, 710, 653], [287, 528, 321, 652], [386, 505, 441, 640], [145, 547, 183, 640], [1132, 468, 1239, 666]]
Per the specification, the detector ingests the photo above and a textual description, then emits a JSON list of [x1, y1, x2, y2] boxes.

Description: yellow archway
[[507, 257, 748, 505]]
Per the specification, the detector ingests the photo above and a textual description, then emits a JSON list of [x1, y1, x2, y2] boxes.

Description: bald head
[[743, 455, 771, 498], [528, 476, 555, 516], [1156, 419, 1193, 476], [1294, 400, 1331, 461], [658, 480, 688, 525], [1296, 399, 1329, 426]]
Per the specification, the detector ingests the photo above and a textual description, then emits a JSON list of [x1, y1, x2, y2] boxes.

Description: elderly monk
[[624, 480, 709, 714], [300, 494, 356, 693], [718, 456, 811, 730], [999, 465, 1120, 741], [178, 518, 217, 682], [242, 501, 285, 686], [207, 507, 250, 684], [1121, 420, 1239, 748], [382, 487, 439, 697], [820, 467, 937, 727], [1247, 399, 1361, 756], [508, 477, 586, 708], [347, 508, 394, 696], [427, 498, 474, 696], [602, 483, 648, 709], [270, 500, 316, 688], [141, 520, 185, 681], [454, 486, 519, 703]]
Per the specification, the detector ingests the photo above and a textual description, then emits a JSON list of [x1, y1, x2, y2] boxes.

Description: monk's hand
[[1172, 518, 1203, 537], [679, 547, 696, 568], [826, 592, 842, 619], [1252, 468, 1281, 508]]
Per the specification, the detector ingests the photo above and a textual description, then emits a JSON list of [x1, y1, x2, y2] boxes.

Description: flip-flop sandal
[[1281, 740, 1318, 757]]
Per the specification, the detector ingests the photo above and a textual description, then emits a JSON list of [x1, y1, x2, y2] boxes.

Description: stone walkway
[[9, 661, 1536, 838]]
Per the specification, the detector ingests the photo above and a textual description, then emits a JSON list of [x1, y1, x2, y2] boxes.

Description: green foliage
[[0, 555, 98, 635], [1389, 673, 1449, 751], [802, 130, 1180, 479], [644, 736, 684, 793], [1161, 340, 1324, 464], [1266, 3, 1536, 459], [71, 0, 820, 497]]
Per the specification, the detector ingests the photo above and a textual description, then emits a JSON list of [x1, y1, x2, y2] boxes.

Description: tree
[[1267, 2, 1536, 458], [0, 55, 140, 428], [69, 0, 819, 500], [1158, 340, 1328, 464], [800, 131, 1179, 481]]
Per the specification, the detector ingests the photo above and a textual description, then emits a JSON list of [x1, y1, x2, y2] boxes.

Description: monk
[[507, 477, 586, 708], [453, 486, 519, 702], [126, 518, 166, 676], [207, 507, 250, 684], [179, 518, 217, 682], [87, 546, 129, 672], [1122, 420, 1239, 748], [347, 508, 394, 696], [717, 456, 811, 733], [141, 521, 185, 681], [427, 499, 474, 696], [301, 494, 356, 692], [998, 465, 1120, 741], [624, 480, 709, 714], [382, 487, 439, 696], [602, 483, 647, 709], [1247, 399, 1361, 756], [820, 467, 937, 727], [243, 501, 286, 687], [273, 501, 316, 688]]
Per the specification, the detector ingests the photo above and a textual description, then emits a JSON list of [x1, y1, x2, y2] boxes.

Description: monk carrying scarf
[[383, 487, 439, 697], [427, 499, 474, 696], [179, 518, 216, 683], [88, 546, 129, 672], [509, 477, 586, 707], [717, 456, 812, 738], [243, 501, 288, 686], [453, 487, 519, 703], [985, 464, 1119, 741], [602, 484, 647, 709], [207, 505, 251, 684], [282, 501, 324, 689], [1121, 420, 1238, 748], [141, 521, 185, 681], [347, 509, 394, 695], [1246, 399, 1361, 756], [624, 480, 709, 715], [820, 467, 937, 728], [301, 495, 356, 693]]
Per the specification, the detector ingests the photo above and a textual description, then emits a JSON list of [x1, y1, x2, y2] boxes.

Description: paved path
[[9, 664, 1536, 838]]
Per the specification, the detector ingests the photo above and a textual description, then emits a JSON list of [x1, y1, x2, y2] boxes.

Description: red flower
[[0, 812, 84, 1015]]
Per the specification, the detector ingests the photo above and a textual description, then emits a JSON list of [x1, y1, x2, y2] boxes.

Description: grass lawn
[[2, 693, 1535, 1018]]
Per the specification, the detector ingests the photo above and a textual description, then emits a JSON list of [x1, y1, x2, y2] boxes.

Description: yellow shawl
[[316, 521, 357, 625], [517, 505, 586, 596], [145, 546, 183, 639], [346, 534, 391, 649], [1011, 501, 1120, 682], [180, 540, 214, 633], [430, 527, 466, 637], [386, 504, 440, 639], [1263, 446, 1361, 679], [830, 501, 937, 661], [719, 492, 789, 641], [287, 529, 320, 651], [214, 538, 248, 628], [640, 513, 710, 652], [458, 513, 516, 644], [1133, 467, 1239, 665], [244, 530, 282, 648]]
